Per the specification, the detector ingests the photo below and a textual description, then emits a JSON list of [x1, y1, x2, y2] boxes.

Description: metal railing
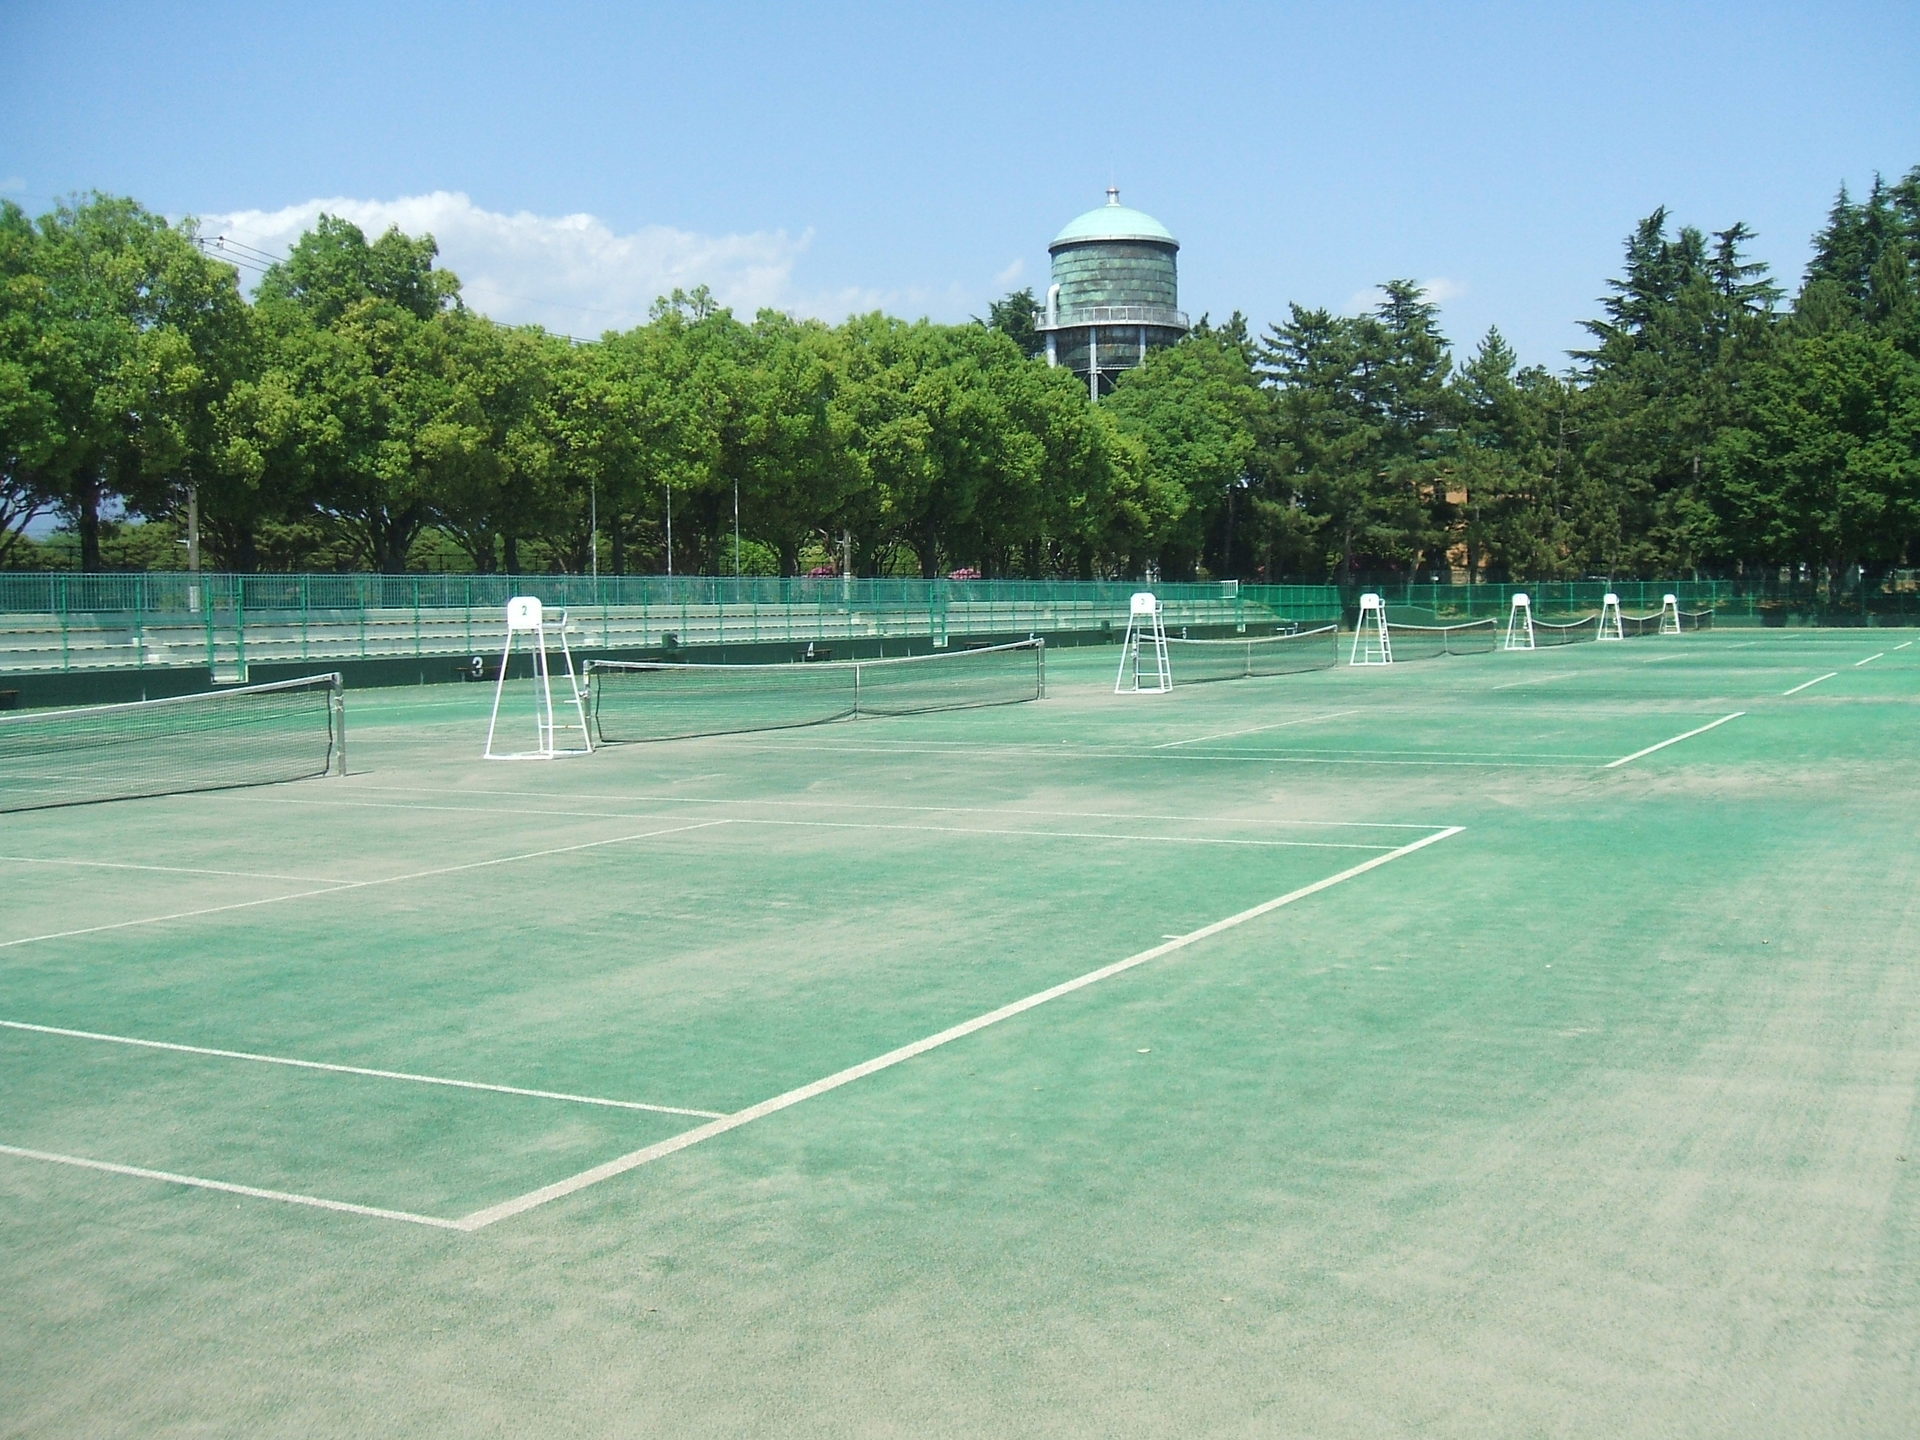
[[1038, 304, 1189, 331], [0, 573, 1344, 678]]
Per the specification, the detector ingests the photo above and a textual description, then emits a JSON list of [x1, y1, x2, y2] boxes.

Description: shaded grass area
[[2, 630, 1916, 1436]]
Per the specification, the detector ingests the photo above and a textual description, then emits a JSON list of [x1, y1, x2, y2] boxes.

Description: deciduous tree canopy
[[6, 170, 1918, 584]]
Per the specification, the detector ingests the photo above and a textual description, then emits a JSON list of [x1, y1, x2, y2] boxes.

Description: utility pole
[[187, 481, 201, 614]]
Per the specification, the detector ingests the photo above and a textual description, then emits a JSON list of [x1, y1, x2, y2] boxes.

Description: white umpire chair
[[483, 596, 593, 759], [1115, 591, 1172, 693]]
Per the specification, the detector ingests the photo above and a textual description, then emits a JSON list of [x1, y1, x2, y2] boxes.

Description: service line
[[456, 825, 1466, 1231], [0, 820, 729, 951], [1782, 673, 1838, 696], [1602, 712, 1745, 769], [1855, 653, 1886, 667], [1152, 707, 1362, 749], [0, 1143, 465, 1231], [0, 1020, 723, 1119]]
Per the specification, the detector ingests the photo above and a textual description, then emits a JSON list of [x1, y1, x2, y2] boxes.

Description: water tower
[[1037, 188, 1188, 398]]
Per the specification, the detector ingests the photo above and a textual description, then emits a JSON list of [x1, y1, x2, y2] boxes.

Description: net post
[[328, 672, 347, 776], [1034, 635, 1047, 699]]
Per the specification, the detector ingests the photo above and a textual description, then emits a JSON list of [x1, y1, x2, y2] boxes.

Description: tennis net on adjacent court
[[1168, 626, 1339, 685], [1620, 608, 1715, 636], [586, 640, 1045, 743], [1533, 614, 1601, 646], [0, 673, 345, 813], [1385, 618, 1499, 660]]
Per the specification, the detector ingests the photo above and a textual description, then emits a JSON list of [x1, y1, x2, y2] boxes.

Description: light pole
[[733, 477, 741, 578]]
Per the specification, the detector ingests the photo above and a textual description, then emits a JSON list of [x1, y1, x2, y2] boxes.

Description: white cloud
[[0, 176, 26, 195], [1344, 276, 1468, 314], [991, 257, 1027, 288], [196, 191, 823, 336], [195, 191, 1023, 334]]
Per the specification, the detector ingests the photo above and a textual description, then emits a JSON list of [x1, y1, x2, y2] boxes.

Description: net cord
[[0, 672, 345, 731], [582, 638, 1043, 679]]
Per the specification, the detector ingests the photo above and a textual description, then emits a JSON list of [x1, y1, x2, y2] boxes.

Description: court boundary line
[[1782, 673, 1838, 696], [1855, 653, 1885, 667], [253, 795, 1389, 846], [0, 1020, 724, 1119], [0, 855, 352, 884], [1151, 707, 1362, 749], [452, 824, 1466, 1231], [1602, 712, 1744, 768], [646, 817, 1392, 851], [327, 785, 1447, 830], [0, 819, 730, 951], [0, 1143, 465, 1231], [729, 740, 1598, 769]]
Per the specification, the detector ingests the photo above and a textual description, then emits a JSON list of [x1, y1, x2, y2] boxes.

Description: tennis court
[[4, 628, 1917, 1436]]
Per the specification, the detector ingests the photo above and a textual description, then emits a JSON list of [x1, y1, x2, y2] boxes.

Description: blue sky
[[2, 0, 1916, 367]]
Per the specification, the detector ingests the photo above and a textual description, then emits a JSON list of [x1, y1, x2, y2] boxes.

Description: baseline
[[455, 825, 1466, 1231]]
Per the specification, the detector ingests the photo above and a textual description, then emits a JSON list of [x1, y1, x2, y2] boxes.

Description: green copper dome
[[1050, 188, 1178, 250]]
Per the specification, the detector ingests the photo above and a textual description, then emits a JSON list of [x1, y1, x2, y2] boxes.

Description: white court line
[[732, 740, 1594, 769], [0, 1020, 724, 1119], [0, 855, 350, 885], [1855, 653, 1885, 667], [1602, 713, 1745, 769], [1491, 673, 1578, 691], [1896, 641, 1914, 651], [0, 1144, 464, 1231], [1152, 707, 1362, 749], [0, 819, 729, 952], [454, 826, 1466, 1231], [733, 818, 1393, 851], [336, 784, 1444, 830], [258, 796, 1399, 846], [1782, 673, 1838, 696]]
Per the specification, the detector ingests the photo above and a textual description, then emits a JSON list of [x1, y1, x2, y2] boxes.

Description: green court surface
[[3, 630, 1917, 1437]]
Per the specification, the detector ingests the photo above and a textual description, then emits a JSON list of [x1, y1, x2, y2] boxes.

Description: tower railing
[[1037, 304, 1189, 331]]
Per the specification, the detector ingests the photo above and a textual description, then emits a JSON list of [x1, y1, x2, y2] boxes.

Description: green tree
[[978, 287, 1042, 360], [18, 195, 250, 568], [1104, 332, 1264, 578], [1707, 329, 1920, 595]]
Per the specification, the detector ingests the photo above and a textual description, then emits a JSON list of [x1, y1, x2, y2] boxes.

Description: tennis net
[[1620, 608, 1715, 636], [1168, 625, 1340, 685], [1385, 618, 1499, 660], [0, 673, 345, 813], [1533, 614, 1601, 646], [586, 640, 1045, 743]]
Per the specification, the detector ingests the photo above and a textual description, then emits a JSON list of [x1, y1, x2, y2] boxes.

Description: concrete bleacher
[[1, 594, 1279, 682]]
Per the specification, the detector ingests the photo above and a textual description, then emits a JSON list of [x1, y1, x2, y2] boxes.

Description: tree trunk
[[77, 477, 102, 571]]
